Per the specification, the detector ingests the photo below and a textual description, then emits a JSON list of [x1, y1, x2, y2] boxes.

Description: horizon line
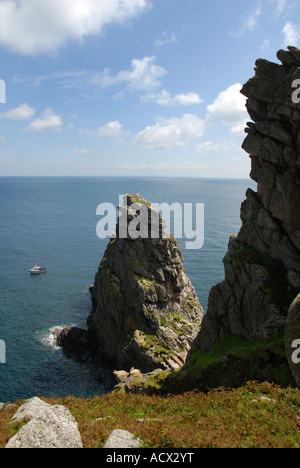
[[0, 175, 251, 181]]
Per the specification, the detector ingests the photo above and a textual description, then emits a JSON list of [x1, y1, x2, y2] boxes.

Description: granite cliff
[[87, 194, 204, 373], [189, 47, 300, 387], [57, 47, 300, 391]]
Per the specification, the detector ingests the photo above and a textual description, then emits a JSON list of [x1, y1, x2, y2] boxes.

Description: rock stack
[[87, 194, 204, 373], [194, 47, 300, 359]]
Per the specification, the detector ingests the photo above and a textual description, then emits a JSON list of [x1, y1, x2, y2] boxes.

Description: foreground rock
[[103, 429, 142, 449], [88, 193, 204, 373], [192, 48, 300, 360], [6, 397, 83, 448]]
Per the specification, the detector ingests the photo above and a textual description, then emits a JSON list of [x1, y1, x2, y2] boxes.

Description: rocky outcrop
[[87, 194, 204, 373], [193, 47, 300, 354], [113, 367, 167, 394], [56, 327, 92, 362], [6, 397, 83, 449]]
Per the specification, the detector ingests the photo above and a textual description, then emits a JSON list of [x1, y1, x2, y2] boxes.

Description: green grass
[[190, 331, 284, 369], [1, 382, 299, 448], [141, 332, 172, 360], [159, 330, 297, 394]]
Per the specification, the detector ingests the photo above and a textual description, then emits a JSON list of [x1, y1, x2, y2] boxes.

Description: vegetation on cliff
[[195, 47, 300, 360], [1, 382, 299, 448], [88, 193, 203, 373]]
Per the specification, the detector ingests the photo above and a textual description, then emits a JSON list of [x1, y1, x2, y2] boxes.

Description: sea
[[0, 176, 256, 403]]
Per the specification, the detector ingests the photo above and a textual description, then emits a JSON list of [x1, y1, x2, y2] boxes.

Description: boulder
[[103, 429, 142, 449], [6, 397, 83, 448], [113, 370, 130, 383], [113, 368, 165, 394]]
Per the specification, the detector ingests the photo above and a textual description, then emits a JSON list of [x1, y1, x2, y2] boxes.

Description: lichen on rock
[[87, 193, 204, 373]]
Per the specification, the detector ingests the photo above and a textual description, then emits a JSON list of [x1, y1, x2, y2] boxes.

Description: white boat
[[30, 265, 47, 274]]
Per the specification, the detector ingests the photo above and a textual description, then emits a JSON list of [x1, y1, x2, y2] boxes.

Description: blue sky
[[0, 0, 299, 177]]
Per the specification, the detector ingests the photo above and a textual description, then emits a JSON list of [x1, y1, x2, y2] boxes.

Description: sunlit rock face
[[193, 47, 300, 353], [88, 193, 204, 373]]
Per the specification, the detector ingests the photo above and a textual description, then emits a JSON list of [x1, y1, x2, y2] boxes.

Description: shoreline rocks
[[56, 326, 92, 363]]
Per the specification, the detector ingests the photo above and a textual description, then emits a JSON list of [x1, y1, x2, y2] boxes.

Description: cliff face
[[88, 194, 204, 373], [194, 47, 300, 353]]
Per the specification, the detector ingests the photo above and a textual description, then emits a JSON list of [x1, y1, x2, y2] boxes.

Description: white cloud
[[133, 114, 205, 149], [195, 139, 241, 155], [117, 162, 171, 170], [230, 122, 247, 136], [172, 160, 208, 170], [117, 161, 208, 171], [230, 6, 262, 37], [117, 56, 166, 91], [96, 121, 125, 138], [260, 38, 271, 52], [0, 0, 151, 55], [154, 32, 178, 48], [142, 90, 202, 107], [275, 0, 287, 14], [0, 134, 7, 143], [26, 108, 63, 131], [206, 83, 248, 133], [33, 70, 89, 88], [73, 147, 91, 154], [81, 120, 126, 138], [269, 0, 287, 15], [195, 141, 219, 154], [23, 56, 166, 98], [0, 103, 35, 120], [97, 56, 166, 92], [282, 21, 300, 47]]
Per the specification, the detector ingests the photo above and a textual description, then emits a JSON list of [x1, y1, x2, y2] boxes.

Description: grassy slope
[[0, 381, 299, 448], [174, 331, 297, 391]]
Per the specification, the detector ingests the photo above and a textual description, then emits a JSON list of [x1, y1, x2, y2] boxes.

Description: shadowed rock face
[[193, 47, 300, 353], [56, 327, 92, 363], [87, 194, 204, 373]]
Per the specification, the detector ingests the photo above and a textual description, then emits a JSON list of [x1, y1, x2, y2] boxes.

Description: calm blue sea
[[0, 176, 256, 402]]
